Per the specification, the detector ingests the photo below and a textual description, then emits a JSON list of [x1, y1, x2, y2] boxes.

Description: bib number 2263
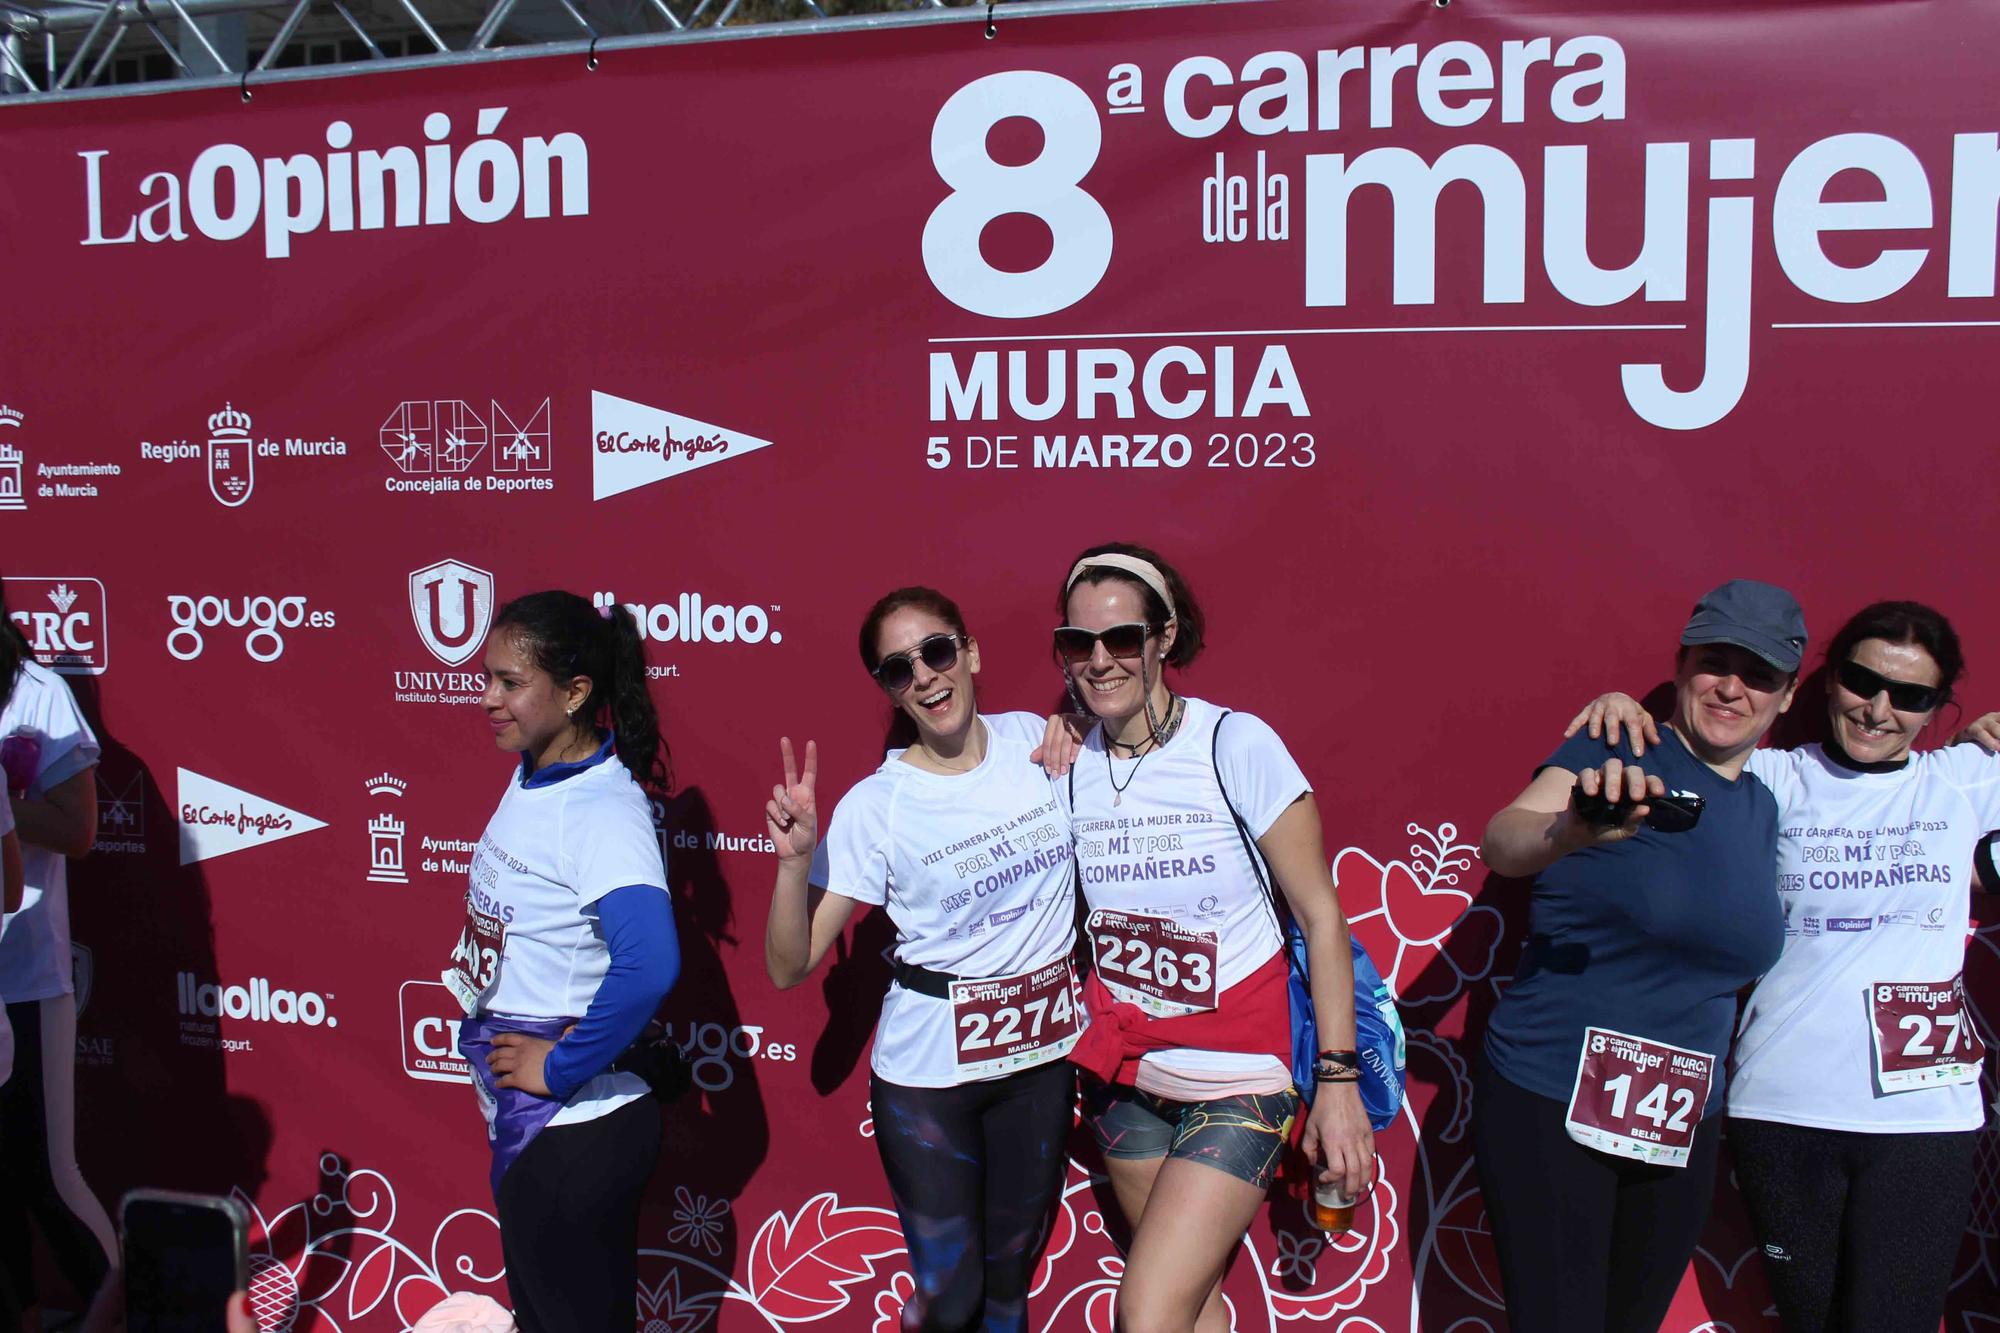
[[443, 901, 506, 1013], [1088, 910, 1218, 1017], [1564, 1027, 1714, 1168], [1869, 976, 1986, 1091]]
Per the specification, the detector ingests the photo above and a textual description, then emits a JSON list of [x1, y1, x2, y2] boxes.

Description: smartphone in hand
[[121, 1190, 248, 1333]]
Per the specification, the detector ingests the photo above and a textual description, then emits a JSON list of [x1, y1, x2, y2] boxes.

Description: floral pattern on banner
[[227, 824, 1999, 1332]]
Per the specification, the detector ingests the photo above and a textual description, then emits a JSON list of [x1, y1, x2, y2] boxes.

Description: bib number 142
[[1564, 1027, 1715, 1168]]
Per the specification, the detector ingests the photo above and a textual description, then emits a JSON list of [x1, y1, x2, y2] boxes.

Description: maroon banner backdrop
[[3, 0, 1998, 1328]]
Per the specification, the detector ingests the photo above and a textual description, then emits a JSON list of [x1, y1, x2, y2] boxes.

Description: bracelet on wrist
[[1314, 1070, 1361, 1084]]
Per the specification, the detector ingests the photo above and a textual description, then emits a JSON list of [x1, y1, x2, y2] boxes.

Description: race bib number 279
[[1870, 976, 1986, 1092]]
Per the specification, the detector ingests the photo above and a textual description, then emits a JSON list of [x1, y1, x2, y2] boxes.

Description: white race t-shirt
[[814, 712, 1080, 1088], [1728, 743, 2000, 1132], [0, 662, 100, 1002], [1061, 698, 1308, 1083], [457, 750, 669, 1126]]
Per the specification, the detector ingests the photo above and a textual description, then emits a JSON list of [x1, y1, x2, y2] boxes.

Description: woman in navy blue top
[[1473, 579, 1802, 1333]]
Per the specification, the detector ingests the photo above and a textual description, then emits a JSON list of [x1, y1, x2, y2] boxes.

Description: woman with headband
[[1053, 541, 1373, 1333], [1567, 600, 2000, 1333], [446, 592, 681, 1333], [765, 587, 1082, 1333]]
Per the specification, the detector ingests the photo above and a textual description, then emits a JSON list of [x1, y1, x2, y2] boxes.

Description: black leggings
[[869, 1060, 1073, 1333], [495, 1096, 661, 1333], [1472, 1054, 1722, 1333], [0, 996, 115, 1319], [1729, 1115, 1979, 1333]]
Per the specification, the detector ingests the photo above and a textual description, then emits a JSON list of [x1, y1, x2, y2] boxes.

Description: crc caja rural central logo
[[3, 576, 108, 675]]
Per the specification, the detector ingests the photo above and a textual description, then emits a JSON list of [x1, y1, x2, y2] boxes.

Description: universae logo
[[408, 559, 495, 668]]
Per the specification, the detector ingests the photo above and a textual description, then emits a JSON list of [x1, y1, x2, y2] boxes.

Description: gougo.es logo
[[166, 594, 336, 662]]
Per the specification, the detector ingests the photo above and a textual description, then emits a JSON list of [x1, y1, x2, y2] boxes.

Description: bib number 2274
[[950, 959, 1082, 1080]]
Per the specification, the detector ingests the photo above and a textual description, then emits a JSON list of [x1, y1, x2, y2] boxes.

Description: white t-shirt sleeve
[[1943, 742, 2000, 830], [1745, 747, 1803, 817], [1214, 710, 1311, 837], [556, 784, 668, 908], [984, 712, 1051, 749], [818, 779, 894, 906], [18, 670, 99, 794]]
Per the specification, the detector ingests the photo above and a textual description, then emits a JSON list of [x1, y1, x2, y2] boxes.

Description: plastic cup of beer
[[1310, 1180, 1359, 1234]]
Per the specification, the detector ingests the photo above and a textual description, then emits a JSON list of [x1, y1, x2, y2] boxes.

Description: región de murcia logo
[[139, 401, 347, 507]]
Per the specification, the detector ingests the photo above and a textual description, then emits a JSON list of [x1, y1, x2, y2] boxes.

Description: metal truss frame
[[0, 0, 1234, 103]]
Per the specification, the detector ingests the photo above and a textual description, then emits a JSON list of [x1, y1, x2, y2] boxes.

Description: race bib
[[950, 958, 1083, 1080], [1869, 976, 1987, 1092], [443, 900, 507, 1014], [1087, 909, 1219, 1017], [1564, 1027, 1715, 1168]]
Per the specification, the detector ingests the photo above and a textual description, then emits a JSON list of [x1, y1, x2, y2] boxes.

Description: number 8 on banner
[[924, 71, 1113, 318]]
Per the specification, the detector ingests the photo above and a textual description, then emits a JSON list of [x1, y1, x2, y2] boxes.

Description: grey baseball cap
[[1681, 579, 1808, 672]]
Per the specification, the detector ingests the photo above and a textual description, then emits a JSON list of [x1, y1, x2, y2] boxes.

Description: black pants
[[1729, 1114, 1979, 1333], [869, 1060, 1073, 1333], [496, 1096, 660, 1333], [1472, 1054, 1722, 1333], [0, 996, 115, 1320]]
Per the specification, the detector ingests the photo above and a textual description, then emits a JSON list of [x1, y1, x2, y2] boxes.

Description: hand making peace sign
[[765, 736, 819, 862]]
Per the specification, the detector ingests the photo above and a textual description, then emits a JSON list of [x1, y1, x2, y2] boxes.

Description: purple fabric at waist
[[458, 1013, 577, 1198]]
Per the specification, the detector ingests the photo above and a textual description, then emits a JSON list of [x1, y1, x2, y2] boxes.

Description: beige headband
[[1065, 554, 1177, 620]]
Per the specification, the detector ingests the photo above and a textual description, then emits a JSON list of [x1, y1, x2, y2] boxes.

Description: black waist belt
[[892, 959, 961, 999]]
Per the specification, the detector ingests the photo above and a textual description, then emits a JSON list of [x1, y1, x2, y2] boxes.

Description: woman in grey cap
[[1570, 599, 2000, 1333], [1472, 578, 1805, 1333]]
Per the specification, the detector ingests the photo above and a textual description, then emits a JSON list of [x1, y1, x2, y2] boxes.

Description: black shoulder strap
[[1212, 710, 1302, 978]]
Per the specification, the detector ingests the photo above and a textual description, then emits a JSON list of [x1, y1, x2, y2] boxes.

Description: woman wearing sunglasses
[[1051, 542, 1374, 1333], [1476, 579, 1806, 1333], [764, 587, 1081, 1333], [1567, 600, 2000, 1333]]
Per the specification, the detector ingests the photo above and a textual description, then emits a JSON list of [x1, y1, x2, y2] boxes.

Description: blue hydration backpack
[[1213, 711, 1406, 1130]]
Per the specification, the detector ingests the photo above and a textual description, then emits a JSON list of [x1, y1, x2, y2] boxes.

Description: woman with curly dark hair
[[444, 590, 680, 1333]]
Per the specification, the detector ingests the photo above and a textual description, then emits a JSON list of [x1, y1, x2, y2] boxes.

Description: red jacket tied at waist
[[1070, 947, 1291, 1087]]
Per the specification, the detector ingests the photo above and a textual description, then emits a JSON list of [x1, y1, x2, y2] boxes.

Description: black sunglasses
[[1835, 659, 1944, 713], [1053, 622, 1155, 664], [1573, 785, 1707, 834], [873, 633, 962, 692]]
